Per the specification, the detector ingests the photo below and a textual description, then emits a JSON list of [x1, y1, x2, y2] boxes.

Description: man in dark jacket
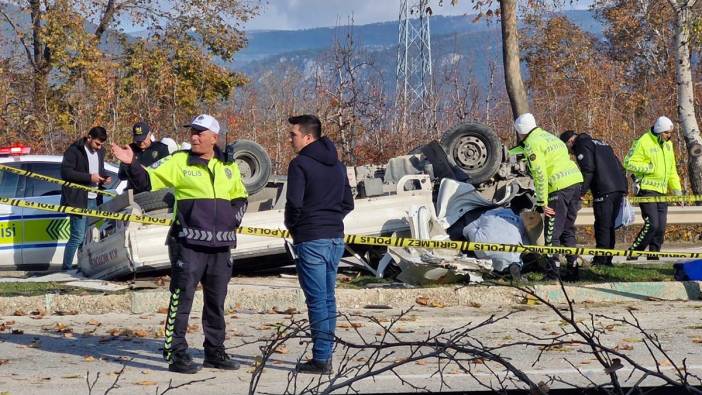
[[60, 126, 111, 270], [285, 114, 354, 374], [118, 122, 171, 193], [560, 130, 627, 266]]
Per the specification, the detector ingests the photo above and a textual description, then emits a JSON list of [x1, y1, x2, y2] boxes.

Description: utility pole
[[396, 0, 434, 132]]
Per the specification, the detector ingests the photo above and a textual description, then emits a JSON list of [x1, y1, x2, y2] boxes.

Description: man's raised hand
[[111, 143, 134, 165]]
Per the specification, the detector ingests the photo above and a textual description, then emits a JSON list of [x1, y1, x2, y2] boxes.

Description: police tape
[[1, 195, 700, 260], [0, 163, 116, 197], [3, 160, 698, 206], [628, 194, 702, 204]]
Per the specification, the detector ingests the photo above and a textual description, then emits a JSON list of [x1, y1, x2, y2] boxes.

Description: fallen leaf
[[0, 359, 9, 365], [469, 302, 482, 308], [615, 341, 634, 351], [87, 319, 101, 326], [273, 307, 299, 315], [135, 380, 158, 386], [415, 360, 428, 366], [61, 374, 81, 379], [154, 328, 165, 338], [415, 296, 430, 306], [691, 337, 702, 344], [13, 310, 26, 317], [4, 320, 15, 326], [133, 329, 148, 338], [186, 324, 199, 333], [273, 345, 288, 354], [157, 307, 169, 314], [622, 337, 642, 343], [83, 355, 96, 362], [394, 327, 414, 334], [398, 315, 418, 322], [55, 310, 78, 316], [63, 332, 74, 339]]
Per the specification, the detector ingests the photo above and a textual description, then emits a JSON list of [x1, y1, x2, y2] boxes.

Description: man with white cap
[[514, 113, 584, 280], [623, 116, 682, 258], [111, 114, 248, 373]]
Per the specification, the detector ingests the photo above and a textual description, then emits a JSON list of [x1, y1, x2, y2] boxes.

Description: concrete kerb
[[0, 281, 699, 316]]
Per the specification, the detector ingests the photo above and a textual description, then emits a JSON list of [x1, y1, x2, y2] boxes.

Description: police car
[[0, 144, 125, 270]]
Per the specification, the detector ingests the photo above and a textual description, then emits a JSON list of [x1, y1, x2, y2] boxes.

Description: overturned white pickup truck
[[79, 124, 535, 279]]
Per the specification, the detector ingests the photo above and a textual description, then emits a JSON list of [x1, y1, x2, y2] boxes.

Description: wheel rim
[[235, 154, 258, 181], [451, 135, 489, 170]]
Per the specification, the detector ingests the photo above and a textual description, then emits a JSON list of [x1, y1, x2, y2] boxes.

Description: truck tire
[[133, 189, 174, 214], [227, 140, 272, 195], [440, 123, 502, 185]]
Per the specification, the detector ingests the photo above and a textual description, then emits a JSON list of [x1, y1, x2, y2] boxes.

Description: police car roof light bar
[[0, 144, 30, 156]]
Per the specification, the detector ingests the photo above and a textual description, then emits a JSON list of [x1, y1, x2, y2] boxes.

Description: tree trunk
[[671, 0, 702, 193], [500, 0, 529, 119], [30, 0, 49, 127]]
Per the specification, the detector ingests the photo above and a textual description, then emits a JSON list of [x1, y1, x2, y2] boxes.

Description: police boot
[[295, 359, 333, 375], [543, 258, 560, 281], [561, 264, 580, 282], [168, 351, 200, 374], [204, 347, 240, 370]]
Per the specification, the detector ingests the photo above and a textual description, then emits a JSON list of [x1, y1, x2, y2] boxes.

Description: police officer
[[560, 130, 627, 266], [623, 116, 682, 259], [514, 113, 583, 280], [118, 121, 171, 193], [111, 114, 248, 374]]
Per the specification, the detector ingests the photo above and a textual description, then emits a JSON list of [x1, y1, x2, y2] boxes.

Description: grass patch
[[525, 263, 674, 283], [338, 276, 393, 289], [0, 282, 75, 297]]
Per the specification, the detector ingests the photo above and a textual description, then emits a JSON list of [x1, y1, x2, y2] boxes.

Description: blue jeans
[[294, 238, 344, 363], [62, 199, 96, 270]]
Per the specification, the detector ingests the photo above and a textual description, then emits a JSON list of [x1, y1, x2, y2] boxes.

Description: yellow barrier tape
[[628, 194, 702, 204], [1, 195, 699, 260], [0, 163, 116, 197]]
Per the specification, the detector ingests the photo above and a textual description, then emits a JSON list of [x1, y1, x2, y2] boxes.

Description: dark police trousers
[[592, 192, 624, 265], [163, 240, 232, 361], [629, 190, 668, 252], [545, 183, 582, 267]]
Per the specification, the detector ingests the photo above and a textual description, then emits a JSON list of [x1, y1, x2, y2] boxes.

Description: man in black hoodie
[[285, 115, 354, 374], [60, 126, 111, 270], [560, 131, 627, 266]]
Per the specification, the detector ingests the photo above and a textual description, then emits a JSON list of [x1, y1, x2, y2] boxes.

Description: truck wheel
[[226, 140, 272, 195], [133, 189, 174, 214], [440, 123, 502, 185]]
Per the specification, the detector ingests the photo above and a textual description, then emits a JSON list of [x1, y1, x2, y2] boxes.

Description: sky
[[245, 0, 480, 31], [244, 0, 593, 31]]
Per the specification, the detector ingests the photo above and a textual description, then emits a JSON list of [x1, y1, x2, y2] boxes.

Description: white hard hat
[[180, 142, 192, 150], [514, 113, 537, 135], [653, 116, 674, 134]]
